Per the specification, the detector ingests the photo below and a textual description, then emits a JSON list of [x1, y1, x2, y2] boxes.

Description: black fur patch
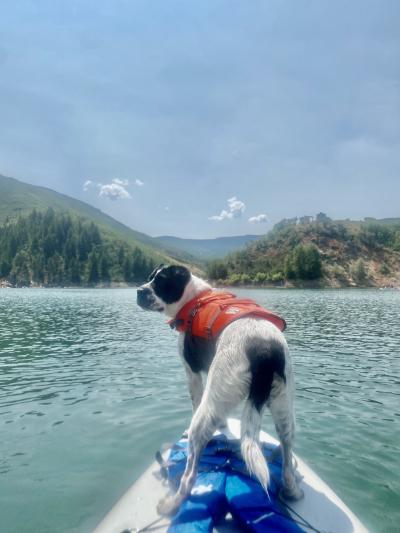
[[183, 334, 216, 373], [152, 265, 191, 305], [246, 338, 286, 411]]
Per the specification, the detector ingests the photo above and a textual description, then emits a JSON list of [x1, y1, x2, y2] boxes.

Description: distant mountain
[[153, 234, 261, 260]]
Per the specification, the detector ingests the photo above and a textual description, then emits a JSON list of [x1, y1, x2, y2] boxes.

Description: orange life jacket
[[169, 290, 286, 339]]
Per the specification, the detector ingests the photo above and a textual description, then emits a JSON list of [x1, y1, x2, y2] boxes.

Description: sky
[[0, 0, 399, 238]]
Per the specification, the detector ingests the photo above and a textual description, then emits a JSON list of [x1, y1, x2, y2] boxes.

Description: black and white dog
[[137, 265, 303, 516]]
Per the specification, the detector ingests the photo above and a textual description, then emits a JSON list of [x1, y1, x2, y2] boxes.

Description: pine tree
[[87, 251, 100, 285]]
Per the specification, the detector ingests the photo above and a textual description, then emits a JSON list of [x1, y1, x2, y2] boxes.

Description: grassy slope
[[0, 174, 175, 264]]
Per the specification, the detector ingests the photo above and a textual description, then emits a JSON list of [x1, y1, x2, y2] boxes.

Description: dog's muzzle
[[137, 287, 154, 309]]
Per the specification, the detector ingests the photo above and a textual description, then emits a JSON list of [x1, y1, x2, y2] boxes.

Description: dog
[[137, 264, 303, 516]]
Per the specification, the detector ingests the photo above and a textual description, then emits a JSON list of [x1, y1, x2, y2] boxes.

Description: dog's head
[[137, 264, 193, 316]]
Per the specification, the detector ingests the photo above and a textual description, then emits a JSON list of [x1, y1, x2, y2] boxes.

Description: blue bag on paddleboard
[[166, 435, 304, 532]]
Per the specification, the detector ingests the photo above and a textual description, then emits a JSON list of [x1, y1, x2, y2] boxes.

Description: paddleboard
[[93, 418, 367, 533]]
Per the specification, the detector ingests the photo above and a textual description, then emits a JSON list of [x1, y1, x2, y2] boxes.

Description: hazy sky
[[0, 1, 399, 238]]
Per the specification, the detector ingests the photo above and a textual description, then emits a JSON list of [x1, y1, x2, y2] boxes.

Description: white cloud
[[83, 178, 132, 200], [164, 206, 170, 211], [98, 180, 132, 201], [248, 213, 268, 224], [83, 179, 94, 191], [135, 179, 144, 186], [227, 196, 245, 217], [209, 196, 246, 221]]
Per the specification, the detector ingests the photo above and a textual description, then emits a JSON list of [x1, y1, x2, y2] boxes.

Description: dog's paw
[[279, 484, 304, 502], [157, 495, 180, 516]]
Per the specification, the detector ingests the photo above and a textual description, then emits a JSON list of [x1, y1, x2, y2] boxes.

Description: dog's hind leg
[[268, 376, 304, 501]]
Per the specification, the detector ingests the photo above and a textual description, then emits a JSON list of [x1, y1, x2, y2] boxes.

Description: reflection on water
[[0, 288, 399, 533]]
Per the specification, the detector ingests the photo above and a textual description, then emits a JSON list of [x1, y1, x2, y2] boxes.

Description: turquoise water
[[0, 288, 399, 533]]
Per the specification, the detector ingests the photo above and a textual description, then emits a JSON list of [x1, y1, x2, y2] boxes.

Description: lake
[[0, 288, 399, 533]]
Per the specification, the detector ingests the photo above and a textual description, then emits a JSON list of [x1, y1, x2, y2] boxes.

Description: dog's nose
[[137, 287, 152, 308]]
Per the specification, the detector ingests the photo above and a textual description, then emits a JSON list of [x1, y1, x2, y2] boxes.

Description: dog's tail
[[240, 399, 269, 493]]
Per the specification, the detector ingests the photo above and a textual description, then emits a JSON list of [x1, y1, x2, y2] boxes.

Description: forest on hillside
[[0, 209, 158, 287], [206, 214, 400, 287]]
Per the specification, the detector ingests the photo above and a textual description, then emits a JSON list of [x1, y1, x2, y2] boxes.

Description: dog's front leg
[[178, 335, 204, 413], [183, 362, 203, 413]]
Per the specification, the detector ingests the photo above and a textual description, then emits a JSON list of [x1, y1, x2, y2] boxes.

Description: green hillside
[[207, 214, 400, 288], [0, 174, 187, 287], [0, 174, 176, 263]]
